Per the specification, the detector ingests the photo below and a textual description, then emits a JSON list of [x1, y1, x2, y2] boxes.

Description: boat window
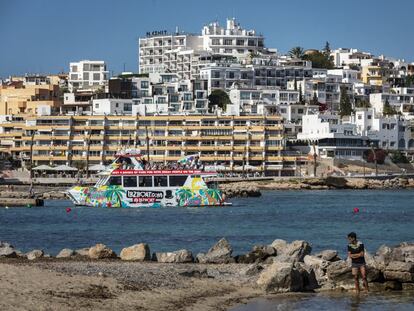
[[139, 176, 153, 187], [169, 175, 188, 187], [154, 176, 168, 187], [123, 176, 137, 188], [107, 176, 122, 186]]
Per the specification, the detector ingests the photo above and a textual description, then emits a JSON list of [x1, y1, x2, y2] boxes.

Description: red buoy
[[353, 207, 360, 213], [66, 207, 72, 213]]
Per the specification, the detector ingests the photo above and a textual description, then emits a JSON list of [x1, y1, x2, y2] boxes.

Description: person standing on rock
[[347, 232, 368, 293]]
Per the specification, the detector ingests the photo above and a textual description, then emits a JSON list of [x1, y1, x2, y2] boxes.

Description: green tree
[[355, 99, 371, 108], [323, 41, 331, 57], [339, 86, 353, 117], [288, 46, 305, 59], [303, 51, 334, 69], [208, 89, 231, 111], [312, 92, 319, 105], [383, 99, 397, 115]]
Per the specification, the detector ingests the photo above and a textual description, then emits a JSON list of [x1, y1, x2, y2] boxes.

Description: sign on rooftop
[[146, 30, 168, 37]]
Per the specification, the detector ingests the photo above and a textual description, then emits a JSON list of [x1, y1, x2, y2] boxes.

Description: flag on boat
[[178, 154, 198, 165]]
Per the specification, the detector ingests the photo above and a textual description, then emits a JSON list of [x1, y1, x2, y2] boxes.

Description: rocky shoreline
[[1, 239, 414, 310]]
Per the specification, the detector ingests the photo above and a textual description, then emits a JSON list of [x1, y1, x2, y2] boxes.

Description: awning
[[32, 165, 54, 171], [52, 165, 78, 171], [88, 164, 107, 171]]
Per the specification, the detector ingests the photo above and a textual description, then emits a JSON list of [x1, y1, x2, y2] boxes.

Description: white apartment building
[[92, 98, 134, 115], [138, 18, 266, 79], [327, 68, 360, 83], [330, 48, 372, 68], [351, 108, 413, 150], [370, 92, 414, 118], [200, 18, 265, 57], [298, 114, 369, 159], [68, 60, 108, 92]]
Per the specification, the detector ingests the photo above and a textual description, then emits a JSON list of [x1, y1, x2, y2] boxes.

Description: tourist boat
[[66, 150, 228, 208]]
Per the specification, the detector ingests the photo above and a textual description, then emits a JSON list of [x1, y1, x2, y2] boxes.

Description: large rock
[[120, 243, 150, 261], [295, 262, 319, 291], [257, 262, 303, 292], [273, 240, 312, 263], [391, 243, 414, 263], [153, 249, 193, 263], [384, 261, 414, 283], [0, 245, 17, 258], [26, 249, 44, 260], [236, 245, 276, 264], [375, 245, 393, 269], [326, 260, 353, 287], [304, 255, 330, 270], [270, 239, 288, 255], [315, 250, 340, 262], [56, 248, 75, 258], [196, 238, 234, 264], [75, 248, 90, 257], [88, 244, 117, 259]]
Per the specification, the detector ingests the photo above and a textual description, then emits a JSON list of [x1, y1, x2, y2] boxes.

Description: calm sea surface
[[1, 189, 413, 310], [1, 190, 413, 256]]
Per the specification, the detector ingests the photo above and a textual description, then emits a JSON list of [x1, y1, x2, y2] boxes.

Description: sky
[[1, 0, 413, 78]]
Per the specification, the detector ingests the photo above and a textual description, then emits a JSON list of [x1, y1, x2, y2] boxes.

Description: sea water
[[1, 189, 413, 310], [0, 190, 413, 257]]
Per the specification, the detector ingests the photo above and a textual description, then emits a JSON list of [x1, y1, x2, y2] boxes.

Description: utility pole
[[312, 142, 317, 177], [145, 126, 150, 162], [371, 143, 378, 177], [29, 130, 35, 197], [85, 131, 92, 179]]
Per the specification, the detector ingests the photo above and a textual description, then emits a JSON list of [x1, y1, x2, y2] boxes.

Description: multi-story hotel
[[0, 114, 302, 176], [139, 18, 266, 79]]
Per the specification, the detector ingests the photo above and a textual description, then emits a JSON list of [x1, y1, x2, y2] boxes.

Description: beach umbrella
[[32, 165, 53, 171], [52, 165, 78, 171]]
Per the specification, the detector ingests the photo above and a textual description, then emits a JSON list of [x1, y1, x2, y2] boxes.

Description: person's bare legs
[[352, 267, 360, 294], [360, 265, 369, 291]]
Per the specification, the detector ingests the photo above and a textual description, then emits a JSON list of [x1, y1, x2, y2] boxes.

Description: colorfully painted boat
[[66, 150, 228, 208]]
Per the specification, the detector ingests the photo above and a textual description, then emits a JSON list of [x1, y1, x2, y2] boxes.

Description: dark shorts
[[351, 262, 366, 269]]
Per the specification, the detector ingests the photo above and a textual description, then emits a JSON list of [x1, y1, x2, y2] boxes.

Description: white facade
[[138, 18, 265, 79], [298, 114, 368, 159], [327, 68, 360, 83], [330, 48, 372, 68], [351, 108, 413, 150], [68, 60, 108, 92], [92, 98, 134, 115], [370, 93, 414, 117]]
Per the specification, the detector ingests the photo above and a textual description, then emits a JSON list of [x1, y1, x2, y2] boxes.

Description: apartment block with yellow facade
[[361, 65, 384, 86], [0, 80, 62, 115], [0, 114, 301, 176]]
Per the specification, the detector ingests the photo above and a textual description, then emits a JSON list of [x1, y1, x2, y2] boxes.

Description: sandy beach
[[0, 259, 263, 311]]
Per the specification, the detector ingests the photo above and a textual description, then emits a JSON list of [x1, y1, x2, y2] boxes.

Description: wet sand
[[0, 259, 263, 311]]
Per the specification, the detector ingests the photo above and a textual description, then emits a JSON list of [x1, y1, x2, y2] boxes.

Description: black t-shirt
[[348, 242, 366, 264]]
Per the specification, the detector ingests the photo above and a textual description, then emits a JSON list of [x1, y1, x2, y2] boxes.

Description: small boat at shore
[[66, 150, 229, 208]]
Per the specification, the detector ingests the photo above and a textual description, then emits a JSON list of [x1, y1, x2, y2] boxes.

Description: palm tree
[[288, 47, 305, 59], [105, 185, 126, 208], [176, 187, 193, 206]]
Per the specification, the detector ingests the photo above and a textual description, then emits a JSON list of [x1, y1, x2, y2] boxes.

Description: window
[[83, 72, 89, 80], [358, 115, 362, 120], [368, 115, 372, 119], [298, 109, 304, 114], [124, 103, 132, 112], [139, 176, 153, 187], [224, 39, 233, 45], [108, 176, 122, 186], [71, 65, 78, 72], [141, 81, 149, 88], [211, 39, 220, 45], [70, 74, 78, 80], [93, 73, 100, 80], [154, 176, 167, 187], [95, 104, 99, 108], [169, 175, 188, 187], [123, 176, 137, 188], [236, 39, 245, 46]]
